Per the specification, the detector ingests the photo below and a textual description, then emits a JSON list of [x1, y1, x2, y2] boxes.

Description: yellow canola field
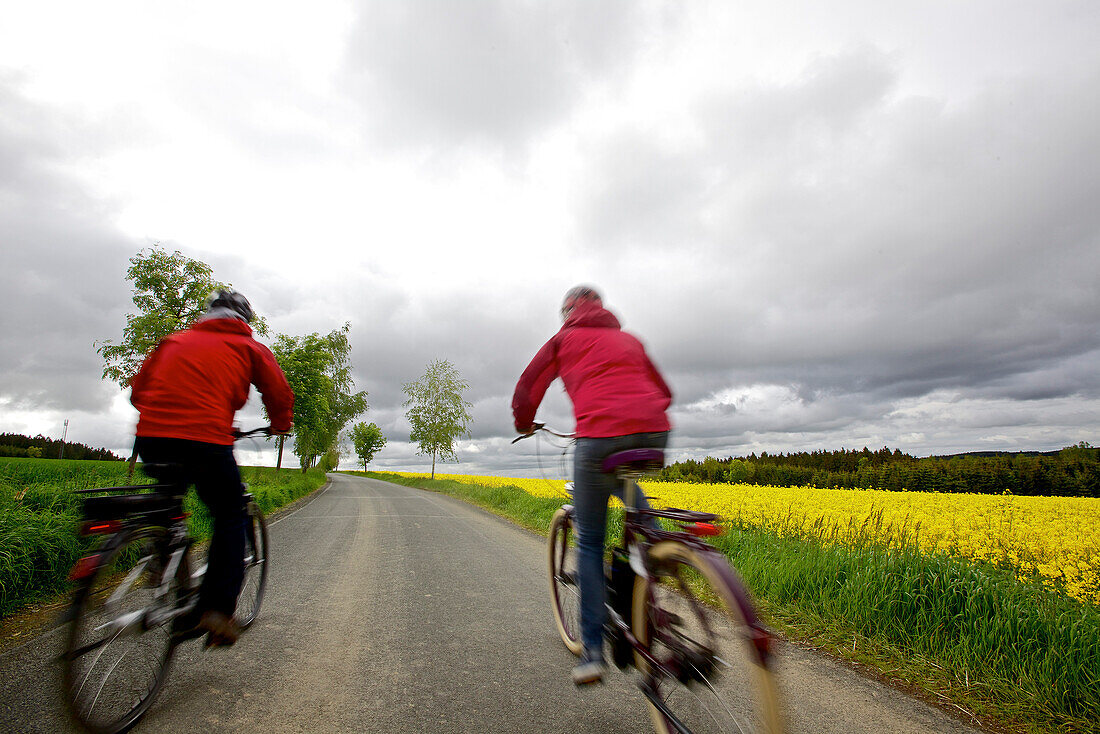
[[399, 472, 1100, 605], [399, 472, 569, 498]]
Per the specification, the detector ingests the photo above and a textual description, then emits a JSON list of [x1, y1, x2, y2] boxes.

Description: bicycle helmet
[[206, 288, 255, 323], [561, 285, 601, 322]]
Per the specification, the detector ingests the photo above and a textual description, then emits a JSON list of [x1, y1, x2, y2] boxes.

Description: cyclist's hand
[[512, 422, 544, 443]]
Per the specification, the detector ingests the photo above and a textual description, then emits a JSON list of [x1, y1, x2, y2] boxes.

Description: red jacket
[[131, 318, 294, 445], [513, 302, 672, 438]]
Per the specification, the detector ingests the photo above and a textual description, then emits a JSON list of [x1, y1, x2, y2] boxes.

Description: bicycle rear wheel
[[633, 541, 783, 734], [235, 501, 268, 628], [63, 526, 182, 734], [547, 506, 584, 655]]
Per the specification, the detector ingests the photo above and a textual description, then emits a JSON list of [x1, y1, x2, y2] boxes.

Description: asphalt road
[[0, 473, 983, 733]]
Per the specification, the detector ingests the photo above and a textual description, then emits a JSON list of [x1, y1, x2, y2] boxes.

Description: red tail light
[[69, 555, 101, 581], [750, 624, 773, 663], [80, 520, 121, 536], [686, 522, 722, 537]]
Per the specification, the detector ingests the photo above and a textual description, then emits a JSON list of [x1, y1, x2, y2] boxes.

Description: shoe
[[572, 657, 607, 686], [172, 608, 204, 641], [198, 610, 240, 648]]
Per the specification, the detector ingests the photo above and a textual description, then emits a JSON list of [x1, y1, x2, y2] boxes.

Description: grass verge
[[358, 471, 1100, 734], [0, 458, 327, 622]]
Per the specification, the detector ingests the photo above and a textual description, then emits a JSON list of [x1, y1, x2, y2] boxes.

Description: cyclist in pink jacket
[[513, 285, 672, 684]]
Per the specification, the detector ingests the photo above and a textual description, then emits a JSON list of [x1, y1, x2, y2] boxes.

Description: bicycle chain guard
[[608, 549, 636, 668]]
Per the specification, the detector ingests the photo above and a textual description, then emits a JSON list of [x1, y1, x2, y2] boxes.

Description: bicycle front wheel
[[235, 500, 269, 629], [63, 526, 181, 734], [633, 541, 783, 734], [547, 506, 584, 656]]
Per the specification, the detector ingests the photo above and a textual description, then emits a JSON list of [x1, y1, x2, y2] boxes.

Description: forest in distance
[[6, 429, 1099, 498], [0, 433, 122, 461], [659, 442, 1100, 498]]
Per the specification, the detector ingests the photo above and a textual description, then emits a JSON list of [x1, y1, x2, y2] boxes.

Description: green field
[[0, 457, 327, 620], [354, 470, 1100, 734]]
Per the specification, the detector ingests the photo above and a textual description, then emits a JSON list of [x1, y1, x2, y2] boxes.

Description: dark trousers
[[135, 436, 246, 617], [573, 431, 669, 658]]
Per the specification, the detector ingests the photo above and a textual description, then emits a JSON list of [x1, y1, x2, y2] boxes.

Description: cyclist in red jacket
[[513, 285, 671, 685], [130, 289, 294, 647]]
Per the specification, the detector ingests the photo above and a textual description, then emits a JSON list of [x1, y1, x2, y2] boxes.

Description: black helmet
[[561, 285, 601, 322], [206, 288, 254, 323]]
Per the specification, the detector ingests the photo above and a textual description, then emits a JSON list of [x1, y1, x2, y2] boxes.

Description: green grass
[[357, 471, 1100, 734], [0, 457, 327, 620]]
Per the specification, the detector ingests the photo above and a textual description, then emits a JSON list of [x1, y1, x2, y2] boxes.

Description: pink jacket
[[512, 302, 672, 438]]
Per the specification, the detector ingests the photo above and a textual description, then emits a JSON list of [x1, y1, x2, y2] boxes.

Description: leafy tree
[[403, 359, 473, 479], [273, 324, 367, 472], [96, 245, 267, 387], [350, 421, 387, 470], [319, 446, 342, 473]]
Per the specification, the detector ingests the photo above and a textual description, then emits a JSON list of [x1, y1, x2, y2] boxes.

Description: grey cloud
[[7, 11, 1098, 472], [161, 48, 347, 163], [0, 79, 136, 412], [342, 0, 678, 151], [574, 49, 1100, 413], [263, 274, 568, 449]]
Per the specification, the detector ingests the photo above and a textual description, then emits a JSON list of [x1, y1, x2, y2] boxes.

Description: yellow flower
[[394, 472, 1100, 605]]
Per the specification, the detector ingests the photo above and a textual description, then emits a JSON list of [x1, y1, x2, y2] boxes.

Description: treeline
[[0, 433, 122, 462], [659, 442, 1100, 497]]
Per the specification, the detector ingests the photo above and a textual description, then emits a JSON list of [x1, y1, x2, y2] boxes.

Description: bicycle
[[59, 427, 273, 734], [518, 426, 783, 734]]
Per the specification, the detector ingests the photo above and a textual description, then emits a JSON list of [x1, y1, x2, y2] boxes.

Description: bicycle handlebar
[[232, 426, 283, 439], [511, 423, 575, 444]]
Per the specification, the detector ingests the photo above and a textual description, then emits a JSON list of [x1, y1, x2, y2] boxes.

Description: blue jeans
[[135, 437, 246, 617], [573, 431, 668, 659]]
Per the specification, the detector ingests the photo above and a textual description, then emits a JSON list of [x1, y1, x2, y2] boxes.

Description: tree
[[402, 359, 473, 479], [273, 324, 367, 472], [350, 422, 387, 471], [96, 245, 268, 387], [319, 445, 342, 473]]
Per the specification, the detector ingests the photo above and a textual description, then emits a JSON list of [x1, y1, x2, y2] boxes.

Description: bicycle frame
[[605, 475, 732, 669], [61, 427, 276, 734], [68, 482, 197, 637], [67, 426, 274, 638], [536, 427, 784, 733]]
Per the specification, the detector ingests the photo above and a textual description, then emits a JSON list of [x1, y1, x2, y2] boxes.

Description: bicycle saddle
[[601, 449, 665, 474]]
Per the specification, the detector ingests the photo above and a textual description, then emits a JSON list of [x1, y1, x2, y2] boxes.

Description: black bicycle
[[519, 426, 783, 734], [59, 427, 272, 734]]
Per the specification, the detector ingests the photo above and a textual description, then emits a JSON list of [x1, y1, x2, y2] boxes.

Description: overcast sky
[[2, 1, 1098, 477]]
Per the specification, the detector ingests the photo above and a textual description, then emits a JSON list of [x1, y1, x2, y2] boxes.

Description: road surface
[[0, 473, 983, 733]]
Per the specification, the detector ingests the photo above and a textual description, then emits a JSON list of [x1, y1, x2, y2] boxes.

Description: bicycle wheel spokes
[[634, 542, 783, 734], [548, 507, 584, 655], [235, 503, 269, 629], [64, 528, 178, 734]]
